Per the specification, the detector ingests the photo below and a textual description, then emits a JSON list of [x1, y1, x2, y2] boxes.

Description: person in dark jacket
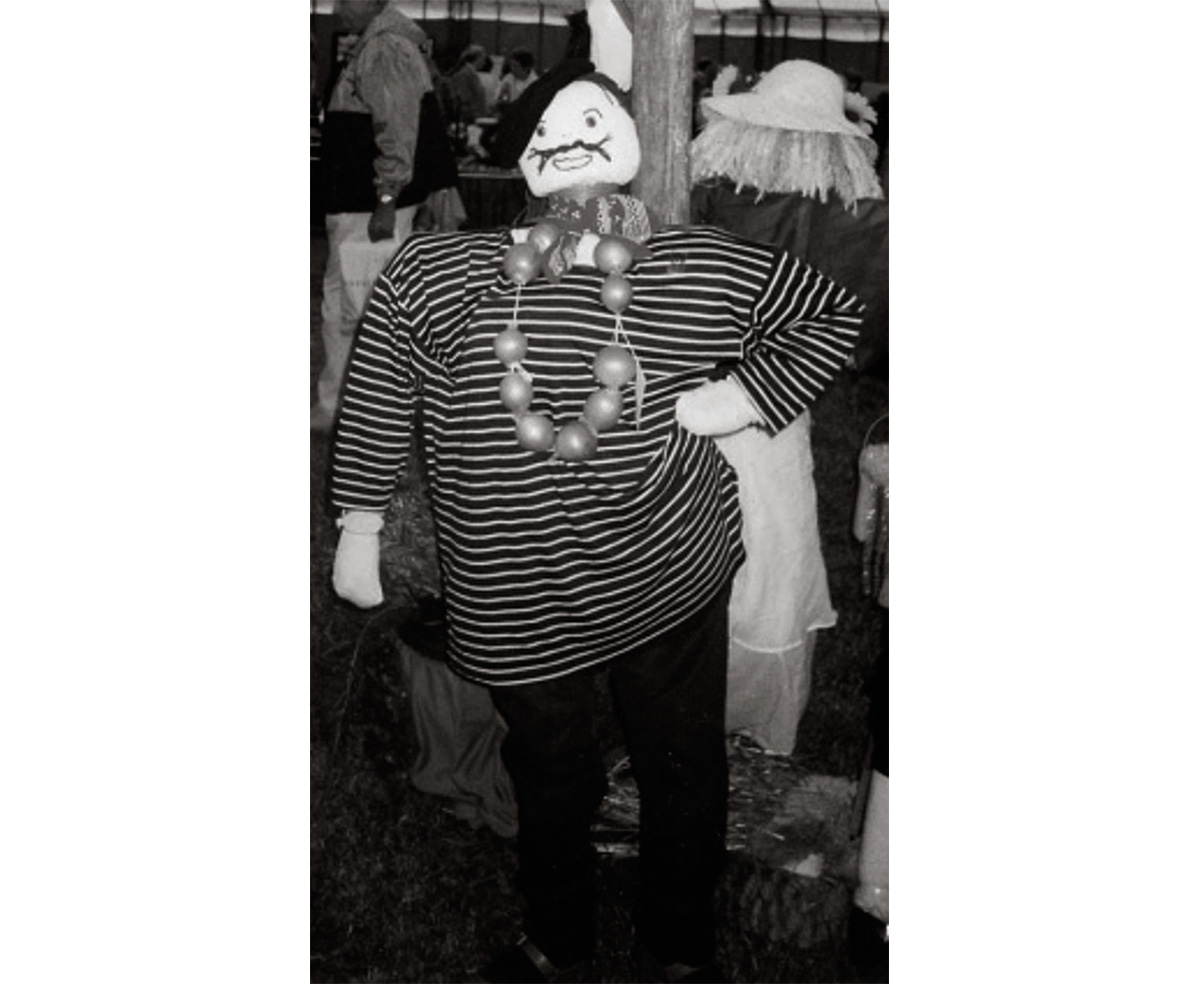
[[445, 44, 489, 132], [313, 1, 457, 432]]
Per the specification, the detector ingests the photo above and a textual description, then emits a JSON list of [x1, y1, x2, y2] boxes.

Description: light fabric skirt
[[715, 413, 836, 754]]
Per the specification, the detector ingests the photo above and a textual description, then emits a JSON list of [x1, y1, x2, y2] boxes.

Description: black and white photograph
[[310, 3, 889, 980], [11, 1, 1199, 982]]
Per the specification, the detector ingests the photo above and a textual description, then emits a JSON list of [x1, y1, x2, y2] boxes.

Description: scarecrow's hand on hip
[[675, 379, 763, 437]]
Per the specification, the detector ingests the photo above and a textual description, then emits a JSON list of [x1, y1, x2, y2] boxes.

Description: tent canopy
[[312, 1, 888, 85], [312, 1, 888, 42]]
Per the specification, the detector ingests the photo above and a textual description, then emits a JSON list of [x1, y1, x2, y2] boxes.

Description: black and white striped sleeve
[[730, 249, 864, 434], [329, 251, 419, 512]]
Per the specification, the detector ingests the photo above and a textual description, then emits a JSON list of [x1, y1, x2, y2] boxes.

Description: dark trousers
[[489, 586, 731, 968]]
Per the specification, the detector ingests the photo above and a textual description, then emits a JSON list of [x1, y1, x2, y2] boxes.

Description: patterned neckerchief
[[539, 193, 655, 281]]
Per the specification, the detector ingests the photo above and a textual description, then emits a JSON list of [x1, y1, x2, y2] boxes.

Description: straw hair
[[691, 116, 883, 209]]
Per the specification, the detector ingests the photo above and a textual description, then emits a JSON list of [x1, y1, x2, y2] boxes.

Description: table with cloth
[[456, 163, 531, 230]]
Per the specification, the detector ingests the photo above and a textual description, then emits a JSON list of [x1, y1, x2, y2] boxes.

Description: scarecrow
[[692, 58, 889, 945], [329, 59, 863, 983], [690, 59, 889, 755]]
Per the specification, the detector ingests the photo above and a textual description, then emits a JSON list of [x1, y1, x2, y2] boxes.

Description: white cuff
[[336, 510, 385, 535]]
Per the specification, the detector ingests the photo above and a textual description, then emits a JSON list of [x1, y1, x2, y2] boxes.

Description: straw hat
[[702, 60, 872, 138], [691, 59, 882, 206]]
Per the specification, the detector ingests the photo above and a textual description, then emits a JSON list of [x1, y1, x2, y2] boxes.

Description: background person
[[446, 44, 490, 131], [477, 51, 504, 114], [313, 0, 432, 432], [495, 49, 539, 114]]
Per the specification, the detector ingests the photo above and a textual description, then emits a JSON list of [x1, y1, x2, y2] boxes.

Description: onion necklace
[[495, 219, 644, 462]]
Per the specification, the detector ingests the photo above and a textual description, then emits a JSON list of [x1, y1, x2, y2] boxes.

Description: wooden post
[[630, 0, 693, 226]]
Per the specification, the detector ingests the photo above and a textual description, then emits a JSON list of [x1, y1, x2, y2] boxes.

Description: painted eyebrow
[[533, 95, 612, 132]]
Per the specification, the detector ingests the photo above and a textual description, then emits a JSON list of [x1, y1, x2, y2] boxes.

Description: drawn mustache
[[526, 135, 613, 174]]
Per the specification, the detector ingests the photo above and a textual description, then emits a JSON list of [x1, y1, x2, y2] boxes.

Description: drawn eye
[[535, 123, 546, 138], [584, 113, 598, 128]]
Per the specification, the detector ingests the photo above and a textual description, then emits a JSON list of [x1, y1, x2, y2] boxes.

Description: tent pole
[[631, 0, 692, 226]]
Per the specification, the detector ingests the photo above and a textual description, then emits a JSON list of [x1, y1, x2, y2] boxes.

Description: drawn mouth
[[551, 152, 593, 171]]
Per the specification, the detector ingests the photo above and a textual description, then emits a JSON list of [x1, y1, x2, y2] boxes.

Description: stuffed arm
[[329, 254, 420, 605], [696, 251, 863, 434], [333, 511, 386, 608]]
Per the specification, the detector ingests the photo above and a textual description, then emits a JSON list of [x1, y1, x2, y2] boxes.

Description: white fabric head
[[519, 77, 640, 197]]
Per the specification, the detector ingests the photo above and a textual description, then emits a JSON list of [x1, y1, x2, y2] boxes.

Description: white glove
[[332, 511, 385, 608], [675, 379, 764, 437]]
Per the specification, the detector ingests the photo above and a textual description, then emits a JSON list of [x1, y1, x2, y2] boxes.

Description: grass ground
[[310, 229, 888, 982]]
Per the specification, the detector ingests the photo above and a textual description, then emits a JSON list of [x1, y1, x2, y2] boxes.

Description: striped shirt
[[330, 225, 862, 686]]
